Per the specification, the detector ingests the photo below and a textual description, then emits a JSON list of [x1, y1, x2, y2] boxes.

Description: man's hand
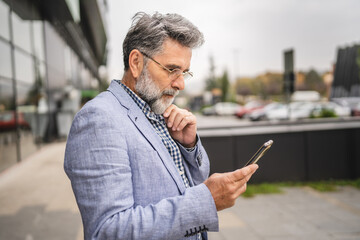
[[204, 164, 259, 211], [163, 105, 197, 148]]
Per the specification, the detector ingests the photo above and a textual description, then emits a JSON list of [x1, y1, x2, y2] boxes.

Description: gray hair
[[123, 12, 204, 71]]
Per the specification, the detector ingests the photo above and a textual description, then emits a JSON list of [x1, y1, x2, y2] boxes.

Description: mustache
[[162, 88, 179, 97]]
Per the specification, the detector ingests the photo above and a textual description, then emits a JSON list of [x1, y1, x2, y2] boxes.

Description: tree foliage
[[235, 72, 283, 99], [219, 70, 230, 102], [205, 55, 218, 91], [304, 69, 326, 95], [204, 56, 232, 102]]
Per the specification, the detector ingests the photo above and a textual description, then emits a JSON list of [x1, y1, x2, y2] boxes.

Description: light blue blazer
[[64, 80, 219, 240]]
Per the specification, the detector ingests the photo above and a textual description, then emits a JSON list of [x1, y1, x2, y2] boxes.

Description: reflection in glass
[[33, 21, 45, 61], [14, 50, 34, 84], [0, 0, 9, 40], [0, 78, 14, 112], [12, 11, 32, 52], [64, 46, 72, 84], [0, 40, 12, 78], [71, 53, 81, 87], [17, 82, 42, 159], [44, 21, 66, 89], [0, 78, 17, 171], [38, 61, 47, 89], [16, 83, 32, 106], [47, 65, 66, 90], [81, 64, 91, 89]]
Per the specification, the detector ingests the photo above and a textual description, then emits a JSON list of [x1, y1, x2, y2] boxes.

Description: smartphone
[[244, 140, 274, 167]]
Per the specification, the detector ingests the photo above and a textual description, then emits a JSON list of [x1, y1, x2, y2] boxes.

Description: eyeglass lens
[[170, 69, 192, 81]]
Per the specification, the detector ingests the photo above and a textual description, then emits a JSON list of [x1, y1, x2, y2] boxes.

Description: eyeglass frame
[[139, 51, 193, 81]]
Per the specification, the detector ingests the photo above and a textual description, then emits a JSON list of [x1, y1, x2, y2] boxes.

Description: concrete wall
[[199, 120, 360, 183]]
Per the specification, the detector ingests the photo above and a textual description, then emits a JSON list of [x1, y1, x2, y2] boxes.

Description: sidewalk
[[0, 142, 83, 240], [209, 186, 360, 240], [1, 142, 360, 240]]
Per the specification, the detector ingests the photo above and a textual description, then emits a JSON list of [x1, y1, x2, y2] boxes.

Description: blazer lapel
[[107, 81, 186, 194]]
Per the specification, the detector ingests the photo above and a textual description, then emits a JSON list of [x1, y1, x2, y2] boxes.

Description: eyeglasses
[[140, 51, 193, 81]]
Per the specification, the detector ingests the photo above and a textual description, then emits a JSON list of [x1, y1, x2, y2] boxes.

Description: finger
[[234, 182, 247, 197], [233, 170, 256, 189], [175, 114, 193, 131], [171, 110, 187, 131], [230, 164, 258, 182], [163, 104, 176, 118], [165, 107, 179, 128]]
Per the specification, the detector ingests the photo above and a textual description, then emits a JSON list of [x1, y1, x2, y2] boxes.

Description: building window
[[0, 78, 14, 111], [14, 49, 35, 85], [37, 61, 47, 88], [70, 52, 81, 88], [32, 21, 45, 61], [64, 46, 72, 85], [12, 11, 32, 53], [44, 21, 66, 90], [16, 82, 38, 159], [80, 64, 91, 89], [12, 12, 32, 52], [0, 40, 12, 79], [0, 78, 17, 172], [0, 0, 9, 40]]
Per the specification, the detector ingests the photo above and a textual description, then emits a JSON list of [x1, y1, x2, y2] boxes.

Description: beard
[[135, 67, 179, 114]]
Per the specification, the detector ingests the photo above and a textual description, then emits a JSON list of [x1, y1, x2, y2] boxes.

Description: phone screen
[[244, 140, 273, 167]]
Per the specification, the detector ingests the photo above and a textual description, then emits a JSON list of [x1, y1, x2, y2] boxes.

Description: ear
[[128, 49, 144, 79]]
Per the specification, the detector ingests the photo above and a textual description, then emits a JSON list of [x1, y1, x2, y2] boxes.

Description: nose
[[171, 75, 185, 91]]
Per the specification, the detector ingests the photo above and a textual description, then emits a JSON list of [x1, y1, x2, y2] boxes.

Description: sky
[[106, 0, 360, 94]]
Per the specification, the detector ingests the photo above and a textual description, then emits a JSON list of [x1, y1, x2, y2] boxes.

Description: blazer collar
[[107, 80, 187, 194]]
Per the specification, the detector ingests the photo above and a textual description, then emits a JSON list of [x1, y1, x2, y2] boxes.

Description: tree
[[234, 72, 284, 100], [261, 72, 283, 98], [219, 70, 230, 102], [235, 77, 253, 96], [205, 55, 218, 91], [305, 69, 326, 95]]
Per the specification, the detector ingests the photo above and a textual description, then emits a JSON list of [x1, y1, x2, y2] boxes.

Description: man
[[64, 12, 258, 240]]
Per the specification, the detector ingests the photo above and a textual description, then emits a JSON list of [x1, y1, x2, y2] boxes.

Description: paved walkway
[[1, 142, 360, 240], [209, 186, 360, 240], [0, 142, 83, 240]]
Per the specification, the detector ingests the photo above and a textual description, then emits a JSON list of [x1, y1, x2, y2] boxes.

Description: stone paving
[[0, 142, 83, 240], [209, 186, 360, 240], [1, 141, 360, 240]]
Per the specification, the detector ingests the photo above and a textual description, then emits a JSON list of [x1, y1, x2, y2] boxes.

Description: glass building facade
[[0, 0, 108, 171]]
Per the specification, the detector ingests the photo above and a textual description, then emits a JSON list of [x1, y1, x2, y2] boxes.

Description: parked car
[[291, 91, 320, 102], [266, 102, 316, 120], [201, 106, 216, 116], [310, 102, 351, 118], [0, 111, 30, 131], [235, 100, 265, 118], [248, 102, 284, 121], [352, 102, 360, 116], [332, 97, 360, 116], [202, 102, 242, 116]]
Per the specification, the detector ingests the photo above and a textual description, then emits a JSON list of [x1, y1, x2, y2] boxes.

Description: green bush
[[320, 108, 337, 118], [310, 108, 337, 118], [241, 179, 360, 198]]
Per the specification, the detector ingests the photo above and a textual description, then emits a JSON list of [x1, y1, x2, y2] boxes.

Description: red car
[[352, 102, 360, 116], [0, 111, 30, 131], [236, 101, 265, 118]]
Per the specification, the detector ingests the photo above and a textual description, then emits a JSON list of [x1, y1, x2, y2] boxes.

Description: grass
[[241, 178, 360, 198], [243, 183, 283, 198]]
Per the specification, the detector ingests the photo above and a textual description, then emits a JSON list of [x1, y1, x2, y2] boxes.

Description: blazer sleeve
[[177, 136, 211, 185], [64, 104, 218, 240]]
